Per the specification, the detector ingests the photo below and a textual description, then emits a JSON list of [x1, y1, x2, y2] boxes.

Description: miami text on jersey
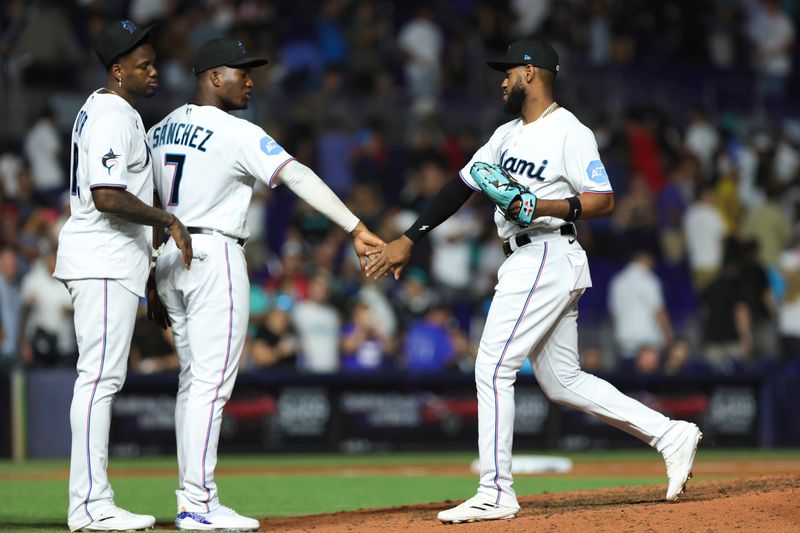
[[150, 121, 214, 152], [499, 149, 548, 181]]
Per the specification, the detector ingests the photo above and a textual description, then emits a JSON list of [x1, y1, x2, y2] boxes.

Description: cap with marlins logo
[[192, 38, 269, 75], [94, 19, 155, 68], [486, 39, 559, 76]]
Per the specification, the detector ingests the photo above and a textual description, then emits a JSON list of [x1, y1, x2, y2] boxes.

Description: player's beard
[[503, 81, 525, 115]]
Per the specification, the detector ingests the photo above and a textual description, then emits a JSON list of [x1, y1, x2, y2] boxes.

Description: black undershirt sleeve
[[403, 175, 475, 242]]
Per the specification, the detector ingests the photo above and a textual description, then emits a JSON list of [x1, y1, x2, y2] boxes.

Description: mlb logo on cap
[[487, 39, 559, 75]]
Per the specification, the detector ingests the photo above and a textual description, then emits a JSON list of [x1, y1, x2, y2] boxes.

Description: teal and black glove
[[470, 161, 537, 226]]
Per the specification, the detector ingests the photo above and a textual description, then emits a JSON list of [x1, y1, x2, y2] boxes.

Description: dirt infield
[[261, 474, 800, 532]]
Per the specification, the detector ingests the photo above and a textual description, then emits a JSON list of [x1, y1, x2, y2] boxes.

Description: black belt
[[502, 224, 575, 257], [187, 227, 246, 247]]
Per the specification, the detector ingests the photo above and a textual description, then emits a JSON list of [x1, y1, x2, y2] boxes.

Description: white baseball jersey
[[147, 104, 294, 238], [460, 107, 679, 511], [149, 103, 294, 514], [54, 91, 153, 297], [459, 107, 613, 239], [60, 91, 155, 530]]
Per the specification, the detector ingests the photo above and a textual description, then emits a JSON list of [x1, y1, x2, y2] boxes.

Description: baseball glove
[[470, 161, 537, 226]]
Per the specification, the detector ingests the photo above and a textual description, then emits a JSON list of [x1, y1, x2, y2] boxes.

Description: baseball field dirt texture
[[1, 450, 798, 532]]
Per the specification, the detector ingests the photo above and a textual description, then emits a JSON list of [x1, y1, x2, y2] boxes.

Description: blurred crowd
[[0, 0, 798, 379]]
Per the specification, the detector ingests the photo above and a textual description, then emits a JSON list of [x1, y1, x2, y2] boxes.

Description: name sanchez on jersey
[[150, 121, 214, 151]]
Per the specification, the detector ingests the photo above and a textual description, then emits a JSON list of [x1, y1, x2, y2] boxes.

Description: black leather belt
[[502, 224, 575, 257], [187, 227, 246, 247]]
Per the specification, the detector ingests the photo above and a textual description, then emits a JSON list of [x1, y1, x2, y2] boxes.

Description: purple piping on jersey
[[200, 242, 234, 511], [89, 183, 128, 189], [267, 157, 297, 187], [458, 170, 481, 191], [491, 243, 548, 504], [82, 279, 108, 522]]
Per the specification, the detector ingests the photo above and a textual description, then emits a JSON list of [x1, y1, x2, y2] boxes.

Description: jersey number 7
[[165, 153, 186, 206]]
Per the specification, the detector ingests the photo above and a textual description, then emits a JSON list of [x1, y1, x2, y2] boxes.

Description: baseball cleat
[[175, 505, 259, 531], [437, 494, 519, 523], [70, 505, 156, 531], [663, 421, 703, 501]]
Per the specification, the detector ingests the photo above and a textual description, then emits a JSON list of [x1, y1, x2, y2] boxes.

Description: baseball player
[[148, 38, 384, 531], [366, 39, 702, 523], [54, 20, 193, 532]]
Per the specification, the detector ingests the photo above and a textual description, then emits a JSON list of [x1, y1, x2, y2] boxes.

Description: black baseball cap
[[193, 38, 269, 75], [95, 19, 155, 68], [487, 39, 559, 75]]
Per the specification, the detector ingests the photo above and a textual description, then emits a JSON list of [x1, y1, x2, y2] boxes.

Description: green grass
[[1, 449, 797, 532]]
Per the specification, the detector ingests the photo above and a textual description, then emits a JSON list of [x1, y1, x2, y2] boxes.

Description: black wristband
[[564, 196, 582, 222]]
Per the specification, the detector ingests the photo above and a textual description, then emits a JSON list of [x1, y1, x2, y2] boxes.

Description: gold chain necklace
[[99, 87, 122, 98], [538, 101, 559, 120]]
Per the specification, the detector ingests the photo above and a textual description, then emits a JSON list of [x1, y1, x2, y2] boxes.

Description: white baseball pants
[[156, 233, 249, 512], [66, 278, 139, 530], [475, 235, 673, 508]]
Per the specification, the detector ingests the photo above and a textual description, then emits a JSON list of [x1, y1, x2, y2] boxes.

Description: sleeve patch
[[101, 148, 122, 175], [586, 160, 608, 184], [260, 135, 285, 155]]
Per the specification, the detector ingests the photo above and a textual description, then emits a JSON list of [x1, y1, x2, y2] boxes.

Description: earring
[[118, 78, 122, 88]]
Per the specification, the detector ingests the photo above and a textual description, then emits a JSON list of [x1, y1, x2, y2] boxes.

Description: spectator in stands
[[737, 239, 778, 359], [699, 239, 753, 373], [579, 346, 605, 373], [683, 183, 727, 290], [402, 304, 458, 372], [248, 306, 298, 371], [472, 222, 506, 299], [397, 6, 444, 106], [7, 2, 82, 87], [713, 158, 742, 233], [19, 249, 74, 366], [745, 0, 795, 111], [340, 301, 395, 372], [684, 106, 720, 178], [662, 338, 710, 377], [626, 110, 667, 192], [391, 267, 438, 330], [627, 345, 662, 376], [23, 107, 63, 206], [608, 250, 673, 360], [429, 206, 482, 298], [0, 141, 24, 202], [292, 273, 340, 373], [0, 246, 22, 367], [129, 305, 178, 374], [265, 237, 310, 301], [611, 174, 660, 255], [356, 279, 397, 339], [777, 244, 800, 361], [742, 186, 793, 269], [657, 156, 697, 264], [346, 2, 383, 93]]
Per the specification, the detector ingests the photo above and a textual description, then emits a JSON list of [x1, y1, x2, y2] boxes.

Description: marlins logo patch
[[121, 20, 137, 33], [102, 149, 121, 174]]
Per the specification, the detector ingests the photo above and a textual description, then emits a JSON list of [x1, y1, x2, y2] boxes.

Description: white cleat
[[437, 494, 520, 524], [663, 421, 703, 501], [69, 506, 156, 531], [175, 505, 259, 531]]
